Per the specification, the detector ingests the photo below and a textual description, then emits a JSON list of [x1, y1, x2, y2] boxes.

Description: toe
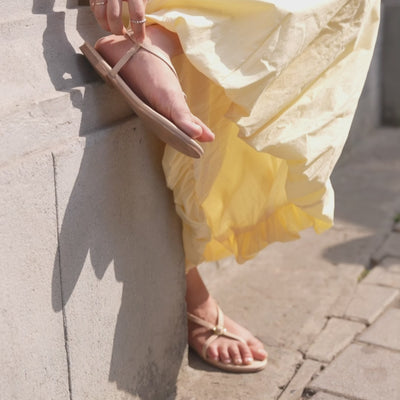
[[238, 343, 254, 365], [249, 342, 268, 361], [219, 345, 232, 365], [206, 344, 219, 362], [170, 101, 215, 142], [228, 343, 243, 365], [191, 116, 215, 142]]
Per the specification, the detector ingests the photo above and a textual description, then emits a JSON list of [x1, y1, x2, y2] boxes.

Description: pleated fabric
[[143, 0, 380, 268]]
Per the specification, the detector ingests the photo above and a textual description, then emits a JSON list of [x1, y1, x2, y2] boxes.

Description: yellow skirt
[[143, 0, 380, 267]]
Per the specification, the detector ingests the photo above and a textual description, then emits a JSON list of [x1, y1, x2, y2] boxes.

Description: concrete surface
[[359, 308, 400, 350], [53, 122, 187, 400], [381, 0, 400, 125], [1, 2, 188, 399], [343, 284, 399, 324], [363, 264, 400, 288], [279, 360, 321, 400], [177, 128, 400, 400], [309, 343, 400, 400], [372, 232, 400, 262], [306, 318, 365, 363], [0, 154, 69, 399], [311, 394, 347, 400]]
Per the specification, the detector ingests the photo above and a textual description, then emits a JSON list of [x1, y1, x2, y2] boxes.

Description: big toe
[[249, 344, 268, 361], [171, 107, 215, 142]]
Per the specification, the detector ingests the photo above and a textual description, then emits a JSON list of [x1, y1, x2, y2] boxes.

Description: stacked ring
[[130, 18, 147, 24]]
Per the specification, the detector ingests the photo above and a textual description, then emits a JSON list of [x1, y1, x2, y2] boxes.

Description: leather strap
[[188, 306, 246, 359], [110, 30, 178, 79]]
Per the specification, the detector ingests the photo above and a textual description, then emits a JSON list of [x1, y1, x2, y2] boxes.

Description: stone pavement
[[175, 128, 400, 400]]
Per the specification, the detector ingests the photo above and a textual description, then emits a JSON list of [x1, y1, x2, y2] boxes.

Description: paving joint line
[[305, 388, 362, 400], [276, 359, 304, 399], [354, 339, 400, 354], [52, 152, 73, 400]]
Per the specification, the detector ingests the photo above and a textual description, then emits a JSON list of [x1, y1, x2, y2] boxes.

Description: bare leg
[[94, 25, 215, 142], [186, 267, 267, 366]]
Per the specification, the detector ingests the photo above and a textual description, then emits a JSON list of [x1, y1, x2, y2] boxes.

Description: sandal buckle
[[212, 325, 226, 336]]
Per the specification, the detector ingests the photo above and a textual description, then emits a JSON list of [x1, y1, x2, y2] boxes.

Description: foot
[[94, 26, 215, 142], [186, 268, 267, 366]]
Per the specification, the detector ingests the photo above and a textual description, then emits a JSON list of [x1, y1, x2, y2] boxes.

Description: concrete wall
[[0, 1, 187, 399]]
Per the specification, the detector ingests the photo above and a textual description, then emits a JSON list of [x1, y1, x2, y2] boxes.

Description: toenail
[[234, 358, 242, 365], [223, 358, 232, 364], [244, 357, 253, 364]]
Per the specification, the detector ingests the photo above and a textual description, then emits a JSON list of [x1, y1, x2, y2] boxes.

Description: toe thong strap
[[110, 30, 178, 79], [188, 306, 246, 359]]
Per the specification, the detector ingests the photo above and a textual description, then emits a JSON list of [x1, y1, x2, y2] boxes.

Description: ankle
[[187, 295, 217, 316], [146, 25, 183, 57]]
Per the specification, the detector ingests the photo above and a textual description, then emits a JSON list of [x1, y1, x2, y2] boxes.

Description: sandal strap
[[188, 306, 246, 359], [110, 30, 178, 79]]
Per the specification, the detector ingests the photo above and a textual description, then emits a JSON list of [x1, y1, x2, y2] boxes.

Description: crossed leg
[[94, 25, 214, 142], [95, 24, 266, 368]]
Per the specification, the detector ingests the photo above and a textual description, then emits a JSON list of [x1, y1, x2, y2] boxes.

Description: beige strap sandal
[[80, 32, 204, 158], [187, 306, 267, 373]]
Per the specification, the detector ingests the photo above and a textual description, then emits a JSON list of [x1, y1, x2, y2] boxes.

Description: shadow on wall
[[32, 0, 122, 135], [32, 0, 187, 398]]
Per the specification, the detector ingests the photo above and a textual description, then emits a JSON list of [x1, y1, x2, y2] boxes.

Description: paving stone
[[177, 347, 302, 400], [358, 308, 400, 350], [327, 265, 361, 318], [0, 153, 69, 399], [306, 318, 365, 363], [372, 232, 400, 263], [279, 360, 321, 400], [363, 265, 400, 288], [344, 284, 399, 324], [309, 343, 400, 400]]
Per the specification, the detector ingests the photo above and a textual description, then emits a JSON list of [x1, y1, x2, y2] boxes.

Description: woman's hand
[[90, 0, 148, 42]]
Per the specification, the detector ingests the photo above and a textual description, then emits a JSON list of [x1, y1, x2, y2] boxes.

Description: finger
[[128, 0, 147, 42], [107, 0, 125, 35], [91, 0, 110, 32]]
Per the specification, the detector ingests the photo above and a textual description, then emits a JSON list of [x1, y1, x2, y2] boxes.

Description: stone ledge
[[1, 87, 135, 166]]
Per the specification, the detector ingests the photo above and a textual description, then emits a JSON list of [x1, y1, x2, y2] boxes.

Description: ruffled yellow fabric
[[143, 0, 380, 268]]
